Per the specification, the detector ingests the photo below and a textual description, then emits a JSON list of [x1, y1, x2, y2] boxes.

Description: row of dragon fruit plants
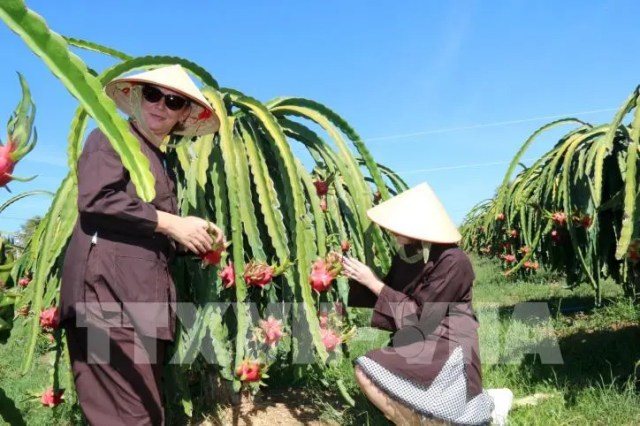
[[461, 86, 640, 305], [0, 0, 408, 416]]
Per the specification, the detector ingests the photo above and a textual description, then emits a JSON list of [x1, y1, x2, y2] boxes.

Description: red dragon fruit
[[0, 142, 17, 187], [243, 261, 274, 288], [39, 307, 59, 330], [218, 263, 235, 288], [320, 328, 342, 351], [41, 388, 64, 407], [199, 239, 227, 267], [200, 250, 222, 266], [235, 360, 261, 382], [313, 179, 329, 196], [312, 258, 327, 272], [0, 74, 37, 189], [552, 211, 567, 226], [310, 267, 334, 293], [575, 214, 593, 229]]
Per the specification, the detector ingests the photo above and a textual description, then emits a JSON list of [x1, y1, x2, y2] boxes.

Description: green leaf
[[20, 174, 77, 373], [233, 94, 330, 363], [63, 35, 132, 61], [615, 92, 640, 259], [0, 0, 156, 201], [204, 88, 250, 372]]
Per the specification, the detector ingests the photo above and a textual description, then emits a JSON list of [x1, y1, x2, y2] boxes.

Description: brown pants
[[66, 322, 167, 426]]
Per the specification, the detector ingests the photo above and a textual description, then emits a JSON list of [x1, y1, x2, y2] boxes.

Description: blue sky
[[0, 0, 638, 233]]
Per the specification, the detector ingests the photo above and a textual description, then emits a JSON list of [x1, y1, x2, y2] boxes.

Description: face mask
[[396, 241, 431, 264]]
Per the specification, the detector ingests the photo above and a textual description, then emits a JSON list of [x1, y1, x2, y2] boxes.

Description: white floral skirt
[[355, 346, 494, 425]]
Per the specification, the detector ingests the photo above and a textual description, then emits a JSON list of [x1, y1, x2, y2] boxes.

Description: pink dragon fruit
[[0, 74, 37, 189], [259, 316, 284, 348], [218, 263, 235, 289]]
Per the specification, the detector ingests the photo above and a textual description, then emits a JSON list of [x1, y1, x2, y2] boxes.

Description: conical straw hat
[[367, 182, 461, 243], [105, 64, 220, 136]]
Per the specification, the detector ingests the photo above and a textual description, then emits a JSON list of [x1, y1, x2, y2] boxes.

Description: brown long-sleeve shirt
[[59, 125, 178, 340], [349, 244, 484, 398]]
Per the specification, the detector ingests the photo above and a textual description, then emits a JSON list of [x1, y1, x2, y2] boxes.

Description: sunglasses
[[141, 85, 189, 111]]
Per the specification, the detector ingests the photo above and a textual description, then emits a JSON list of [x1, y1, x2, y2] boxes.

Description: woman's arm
[[77, 129, 158, 236], [77, 129, 223, 253], [156, 211, 223, 254], [343, 256, 398, 330], [372, 252, 472, 332], [346, 256, 399, 308]]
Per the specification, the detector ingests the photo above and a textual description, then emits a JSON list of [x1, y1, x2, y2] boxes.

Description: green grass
[[471, 256, 640, 425], [0, 320, 83, 426], [2, 255, 640, 425], [311, 256, 640, 425]]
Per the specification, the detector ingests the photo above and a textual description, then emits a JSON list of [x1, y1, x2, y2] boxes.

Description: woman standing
[[343, 182, 495, 425], [59, 65, 221, 425]]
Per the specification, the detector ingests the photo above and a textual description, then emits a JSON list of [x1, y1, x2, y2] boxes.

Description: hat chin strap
[[129, 85, 171, 148], [397, 241, 432, 264]]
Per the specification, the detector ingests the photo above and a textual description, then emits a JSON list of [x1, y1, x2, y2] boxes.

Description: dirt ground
[[198, 388, 342, 426]]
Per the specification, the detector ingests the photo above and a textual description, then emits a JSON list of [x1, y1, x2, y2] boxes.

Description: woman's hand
[[157, 212, 224, 255], [206, 221, 225, 245], [342, 256, 385, 296]]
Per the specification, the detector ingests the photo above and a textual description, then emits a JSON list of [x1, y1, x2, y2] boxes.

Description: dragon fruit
[[320, 328, 342, 351], [313, 179, 329, 196], [243, 261, 274, 288], [39, 307, 59, 330], [310, 267, 334, 293], [0, 74, 37, 190], [218, 263, 235, 288], [0, 142, 17, 187], [552, 211, 567, 226], [319, 197, 328, 212], [318, 311, 329, 329], [235, 360, 261, 382], [41, 388, 64, 407], [259, 316, 284, 348], [628, 240, 640, 263], [199, 239, 227, 267], [324, 251, 343, 276]]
